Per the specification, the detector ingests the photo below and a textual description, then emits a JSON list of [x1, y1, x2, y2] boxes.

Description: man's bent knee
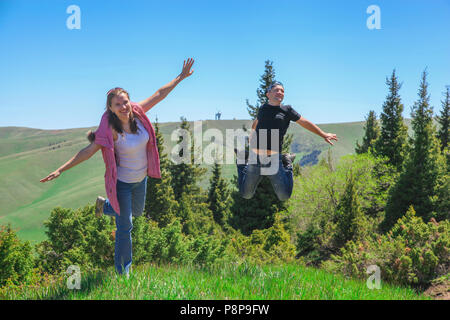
[[276, 192, 292, 201], [239, 189, 255, 199]]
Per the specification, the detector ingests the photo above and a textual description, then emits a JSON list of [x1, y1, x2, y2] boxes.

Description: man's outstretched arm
[[295, 116, 338, 145]]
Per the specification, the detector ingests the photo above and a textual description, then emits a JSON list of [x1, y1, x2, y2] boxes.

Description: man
[[235, 81, 338, 201]]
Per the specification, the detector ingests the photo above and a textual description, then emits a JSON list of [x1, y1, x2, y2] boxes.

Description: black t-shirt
[[253, 103, 301, 152]]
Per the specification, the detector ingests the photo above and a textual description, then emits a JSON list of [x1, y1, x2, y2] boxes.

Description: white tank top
[[114, 119, 149, 183]]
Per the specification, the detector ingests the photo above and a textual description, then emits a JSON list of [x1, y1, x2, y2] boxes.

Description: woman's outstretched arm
[[138, 58, 195, 113], [40, 142, 102, 182], [295, 116, 338, 146]]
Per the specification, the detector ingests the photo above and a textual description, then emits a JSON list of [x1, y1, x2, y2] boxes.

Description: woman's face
[[109, 93, 131, 122]]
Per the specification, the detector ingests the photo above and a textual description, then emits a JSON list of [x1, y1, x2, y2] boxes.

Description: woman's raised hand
[[179, 58, 194, 80], [40, 170, 61, 183]]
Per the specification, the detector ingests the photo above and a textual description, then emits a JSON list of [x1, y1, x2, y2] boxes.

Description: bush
[[35, 205, 115, 274], [176, 192, 224, 237], [229, 213, 296, 265], [289, 153, 396, 240], [323, 206, 450, 287], [132, 217, 232, 267], [295, 224, 323, 264], [36, 202, 232, 276], [189, 234, 231, 266], [0, 225, 34, 286], [295, 170, 379, 265]]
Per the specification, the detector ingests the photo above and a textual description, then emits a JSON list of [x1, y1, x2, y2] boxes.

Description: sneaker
[[234, 147, 249, 165], [282, 153, 296, 170], [95, 196, 105, 217]]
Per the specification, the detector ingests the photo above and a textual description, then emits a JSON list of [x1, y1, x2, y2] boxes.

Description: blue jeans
[[103, 176, 147, 275], [237, 152, 293, 201]]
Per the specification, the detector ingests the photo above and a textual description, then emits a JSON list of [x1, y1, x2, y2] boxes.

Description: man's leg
[[267, 154, 294, 201], [237, 162, 263, 199]]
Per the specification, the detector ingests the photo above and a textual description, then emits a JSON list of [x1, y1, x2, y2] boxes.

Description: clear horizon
[[1, 117, 419, 132], [1, 0, 449, 130]]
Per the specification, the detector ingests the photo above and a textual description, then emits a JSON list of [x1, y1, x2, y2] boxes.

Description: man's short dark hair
[[267, 81, 284, 93]]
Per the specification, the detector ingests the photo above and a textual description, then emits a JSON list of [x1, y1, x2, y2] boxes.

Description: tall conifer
[[246, 60, 276, 119], [436, 87, 449, 152], [145, 117, 178, 227], [207, 160, 232, 226], [169, 117, 207, 202], [355, 110, 380, 154], [382, 70, 446, 230], [374, 70, 408, 170], [334, 172, 365, 247]]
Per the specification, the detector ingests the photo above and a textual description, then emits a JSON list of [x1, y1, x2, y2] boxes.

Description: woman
[[236, 81, 338, 201], [40, 58, 195, 276]]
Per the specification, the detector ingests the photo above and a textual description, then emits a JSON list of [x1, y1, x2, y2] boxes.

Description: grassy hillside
[[0, 118, 398, 243], [1, 261, 428, 300]]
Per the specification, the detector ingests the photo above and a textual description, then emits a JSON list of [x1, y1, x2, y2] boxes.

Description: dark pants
[[237, 151, 293, 201]]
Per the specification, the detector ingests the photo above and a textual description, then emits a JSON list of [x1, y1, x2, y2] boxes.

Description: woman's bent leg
[[103, 199, 117, 217]]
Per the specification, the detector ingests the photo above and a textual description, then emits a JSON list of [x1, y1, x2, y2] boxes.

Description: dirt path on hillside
[[424, 281, 450, 300]]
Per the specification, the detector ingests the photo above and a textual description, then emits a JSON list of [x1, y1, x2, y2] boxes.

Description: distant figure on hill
[[234, 81, 338, 201], [40, 58, 195, 277], [215, 111, 221, 120]]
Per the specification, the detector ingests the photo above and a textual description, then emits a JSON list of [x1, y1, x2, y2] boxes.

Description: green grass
[[1, 262, 429, 300]]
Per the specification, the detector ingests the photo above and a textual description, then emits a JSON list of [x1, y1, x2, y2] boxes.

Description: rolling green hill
[[0, 118, 417, 243]]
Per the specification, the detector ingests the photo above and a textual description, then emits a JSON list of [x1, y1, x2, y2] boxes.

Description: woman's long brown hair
[[87, 88, 138, 143]]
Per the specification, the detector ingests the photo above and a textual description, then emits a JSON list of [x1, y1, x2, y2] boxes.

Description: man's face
[[266, 85, 285, 103]]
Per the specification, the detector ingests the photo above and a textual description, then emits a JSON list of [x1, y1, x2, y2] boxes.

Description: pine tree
[[207, 160, 232, 226], [382, 70, 446, 230], [169, 117, 207, 202], [145, 117, 178, 227], [436, 87, 449, 152], [334, 172, 366, 248], [282, 131, 294, 154], [145, 169, 178, 227], [229, 178, 288, 236], [246, 60, 276, 119], [374, 70, 408, 170], [355, 110, 380, 154], [153, 116, 169, 170]]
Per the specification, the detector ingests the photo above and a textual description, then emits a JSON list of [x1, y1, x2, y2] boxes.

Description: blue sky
[[1, 0, 449, 129]]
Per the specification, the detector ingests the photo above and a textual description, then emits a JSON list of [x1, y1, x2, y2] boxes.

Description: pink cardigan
[[94, 102, 161, 215]]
